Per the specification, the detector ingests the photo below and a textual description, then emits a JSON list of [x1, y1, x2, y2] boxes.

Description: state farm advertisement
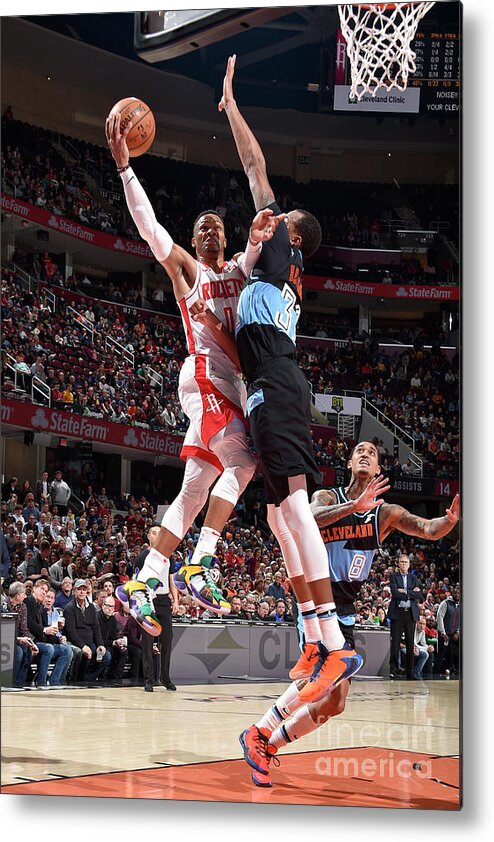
[[304, 274, 460, 301], [1, 193, 154, 259], [2, 192, 459, 300], [1, 399, 184, 458]]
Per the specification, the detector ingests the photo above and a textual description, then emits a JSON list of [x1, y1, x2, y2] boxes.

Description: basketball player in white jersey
[[105, 111, 286, 635]]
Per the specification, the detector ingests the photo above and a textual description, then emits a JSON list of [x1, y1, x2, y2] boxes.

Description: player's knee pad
[[161, 457, 220, 539], [209, 420, 255, 505], [279, 486, 311, 533], [210, 456, 253, 506], [267, 503, 304, 579]]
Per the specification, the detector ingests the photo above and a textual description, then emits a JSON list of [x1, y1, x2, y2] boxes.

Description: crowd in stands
[[2, 116, 459, 277], [1, 469, 459, 686], [299, 334, 459, 480], [1, 265, 459, 478], [1, 267, 190, 434]]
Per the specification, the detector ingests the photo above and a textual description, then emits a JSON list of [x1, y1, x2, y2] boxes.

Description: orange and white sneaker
[[298, 641, 363, 704], [239, 726, 280, 788], [289, 642, 319, 680]]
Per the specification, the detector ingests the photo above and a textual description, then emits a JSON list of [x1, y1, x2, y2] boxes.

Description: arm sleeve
[[120, 168, 173, 262], [390, 575, 402, 600], [26, 599, 44, 640], [91, 607, 104, 648], [436, 602, 446, 634], [408, 578, 422, 600], [64, 606, 85, 649], [236, 238, 263, 278]]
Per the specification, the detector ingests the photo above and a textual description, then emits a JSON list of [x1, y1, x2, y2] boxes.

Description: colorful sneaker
[[297, 641, 363, 704], [289, 642, 319, 680], [239, 726, 279, 787], [115, 578, 161, 637], [173, 564, 231, 615]]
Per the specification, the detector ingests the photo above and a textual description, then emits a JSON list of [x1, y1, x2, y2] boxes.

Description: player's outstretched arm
[[310, 489, 355, 527], [380, 493, 460, 541], [105, 110, 196, 299], [310, 475, 390, 527], [218, 55, 275, 211]]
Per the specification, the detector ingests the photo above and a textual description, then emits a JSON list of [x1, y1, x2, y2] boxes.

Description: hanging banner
[[1, 193, 154, 259], [1, 399, 184, 458], [304, 275, 460, 300], [3, 193, 459, 300]]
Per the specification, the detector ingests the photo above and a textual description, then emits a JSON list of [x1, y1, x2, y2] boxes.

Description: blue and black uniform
[[236, 201, 321, 505], [298, 486, 382, 647]]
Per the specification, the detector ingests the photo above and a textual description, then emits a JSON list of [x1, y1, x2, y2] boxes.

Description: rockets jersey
[[236, 201, 304, 383], [320, 486, 382, 621], [178, 258, 244, 382]]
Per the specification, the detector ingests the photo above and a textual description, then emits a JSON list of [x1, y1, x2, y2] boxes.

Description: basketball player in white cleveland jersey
[[105, 111, 286, 634]]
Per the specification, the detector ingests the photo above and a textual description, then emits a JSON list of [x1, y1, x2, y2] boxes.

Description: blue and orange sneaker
[[115, 577, 161, 637], [289, 642, 319, 680], [173, 560, 230, 615], [297, 641, 363, 704], [239, 726, 279, 788]]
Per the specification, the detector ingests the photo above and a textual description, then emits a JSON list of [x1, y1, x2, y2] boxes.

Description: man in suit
[[139, 525, 179, 692], [388, 554, 423, 679], [36, 470, 51, 507]]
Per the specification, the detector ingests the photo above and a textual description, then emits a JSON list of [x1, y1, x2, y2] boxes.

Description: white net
[[338, 2, 436, 101]]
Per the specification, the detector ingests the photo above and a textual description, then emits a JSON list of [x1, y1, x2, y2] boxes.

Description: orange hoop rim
[[356, 3, 421, 9]]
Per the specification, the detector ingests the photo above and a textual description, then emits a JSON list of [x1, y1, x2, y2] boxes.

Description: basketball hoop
[[338, 2, 436, 101]]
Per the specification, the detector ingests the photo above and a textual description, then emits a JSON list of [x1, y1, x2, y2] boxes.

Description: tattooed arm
[[310, 489, 350, 527], [310, 475, 391, 527], [379, 493, 460, 542]]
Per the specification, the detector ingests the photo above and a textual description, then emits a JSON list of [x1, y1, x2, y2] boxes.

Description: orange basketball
[[110, 97, 156, 158]]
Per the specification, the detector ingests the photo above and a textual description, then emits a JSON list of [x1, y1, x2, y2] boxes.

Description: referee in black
[[137, 523, 178, 692]]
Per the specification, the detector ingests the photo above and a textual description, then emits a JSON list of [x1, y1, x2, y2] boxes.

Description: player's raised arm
[[379, 493, 460, 541], [218, 55, 275, 211], [235, 207, 288, 276], [310, 474, 391, 527], [105, 110, 196, 298]]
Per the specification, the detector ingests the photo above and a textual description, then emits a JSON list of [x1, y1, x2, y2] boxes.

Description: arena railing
[[146, 366, 164, 394], [41, 286, 57, 312], [67, 305, 94, 342], [10, 261, 34, 294], [362, 396, 423, 476], [297, 334, 457, 363], [2, 352, 29, 396], [32, 375, 51, 408], [105, 335, 135, 367]]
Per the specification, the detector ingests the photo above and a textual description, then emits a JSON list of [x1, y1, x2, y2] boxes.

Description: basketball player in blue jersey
[[214, 53, 369, 719], [239, 441, 460, 787]]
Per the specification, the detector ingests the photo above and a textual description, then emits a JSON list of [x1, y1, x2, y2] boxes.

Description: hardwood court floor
[[1, 679, 460, 809]]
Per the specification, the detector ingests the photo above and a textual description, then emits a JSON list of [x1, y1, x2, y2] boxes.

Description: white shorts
[[179, 354, 247, 471]]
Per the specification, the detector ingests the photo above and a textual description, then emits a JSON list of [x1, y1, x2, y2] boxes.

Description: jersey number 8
[[348, 553, 367, 579]]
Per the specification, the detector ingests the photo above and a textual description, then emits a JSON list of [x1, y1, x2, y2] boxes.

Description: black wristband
[[117, 164, 131, 174]]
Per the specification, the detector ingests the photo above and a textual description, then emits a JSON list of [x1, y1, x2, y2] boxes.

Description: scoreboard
[[334, 27, 461, 114], [409, 31, 460, 113]]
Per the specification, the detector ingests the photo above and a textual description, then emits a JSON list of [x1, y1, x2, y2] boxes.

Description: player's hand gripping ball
[[110, 97, 156, 157]]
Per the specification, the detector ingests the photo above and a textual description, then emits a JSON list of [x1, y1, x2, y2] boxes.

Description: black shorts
[[247, 357, 322, 505]]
